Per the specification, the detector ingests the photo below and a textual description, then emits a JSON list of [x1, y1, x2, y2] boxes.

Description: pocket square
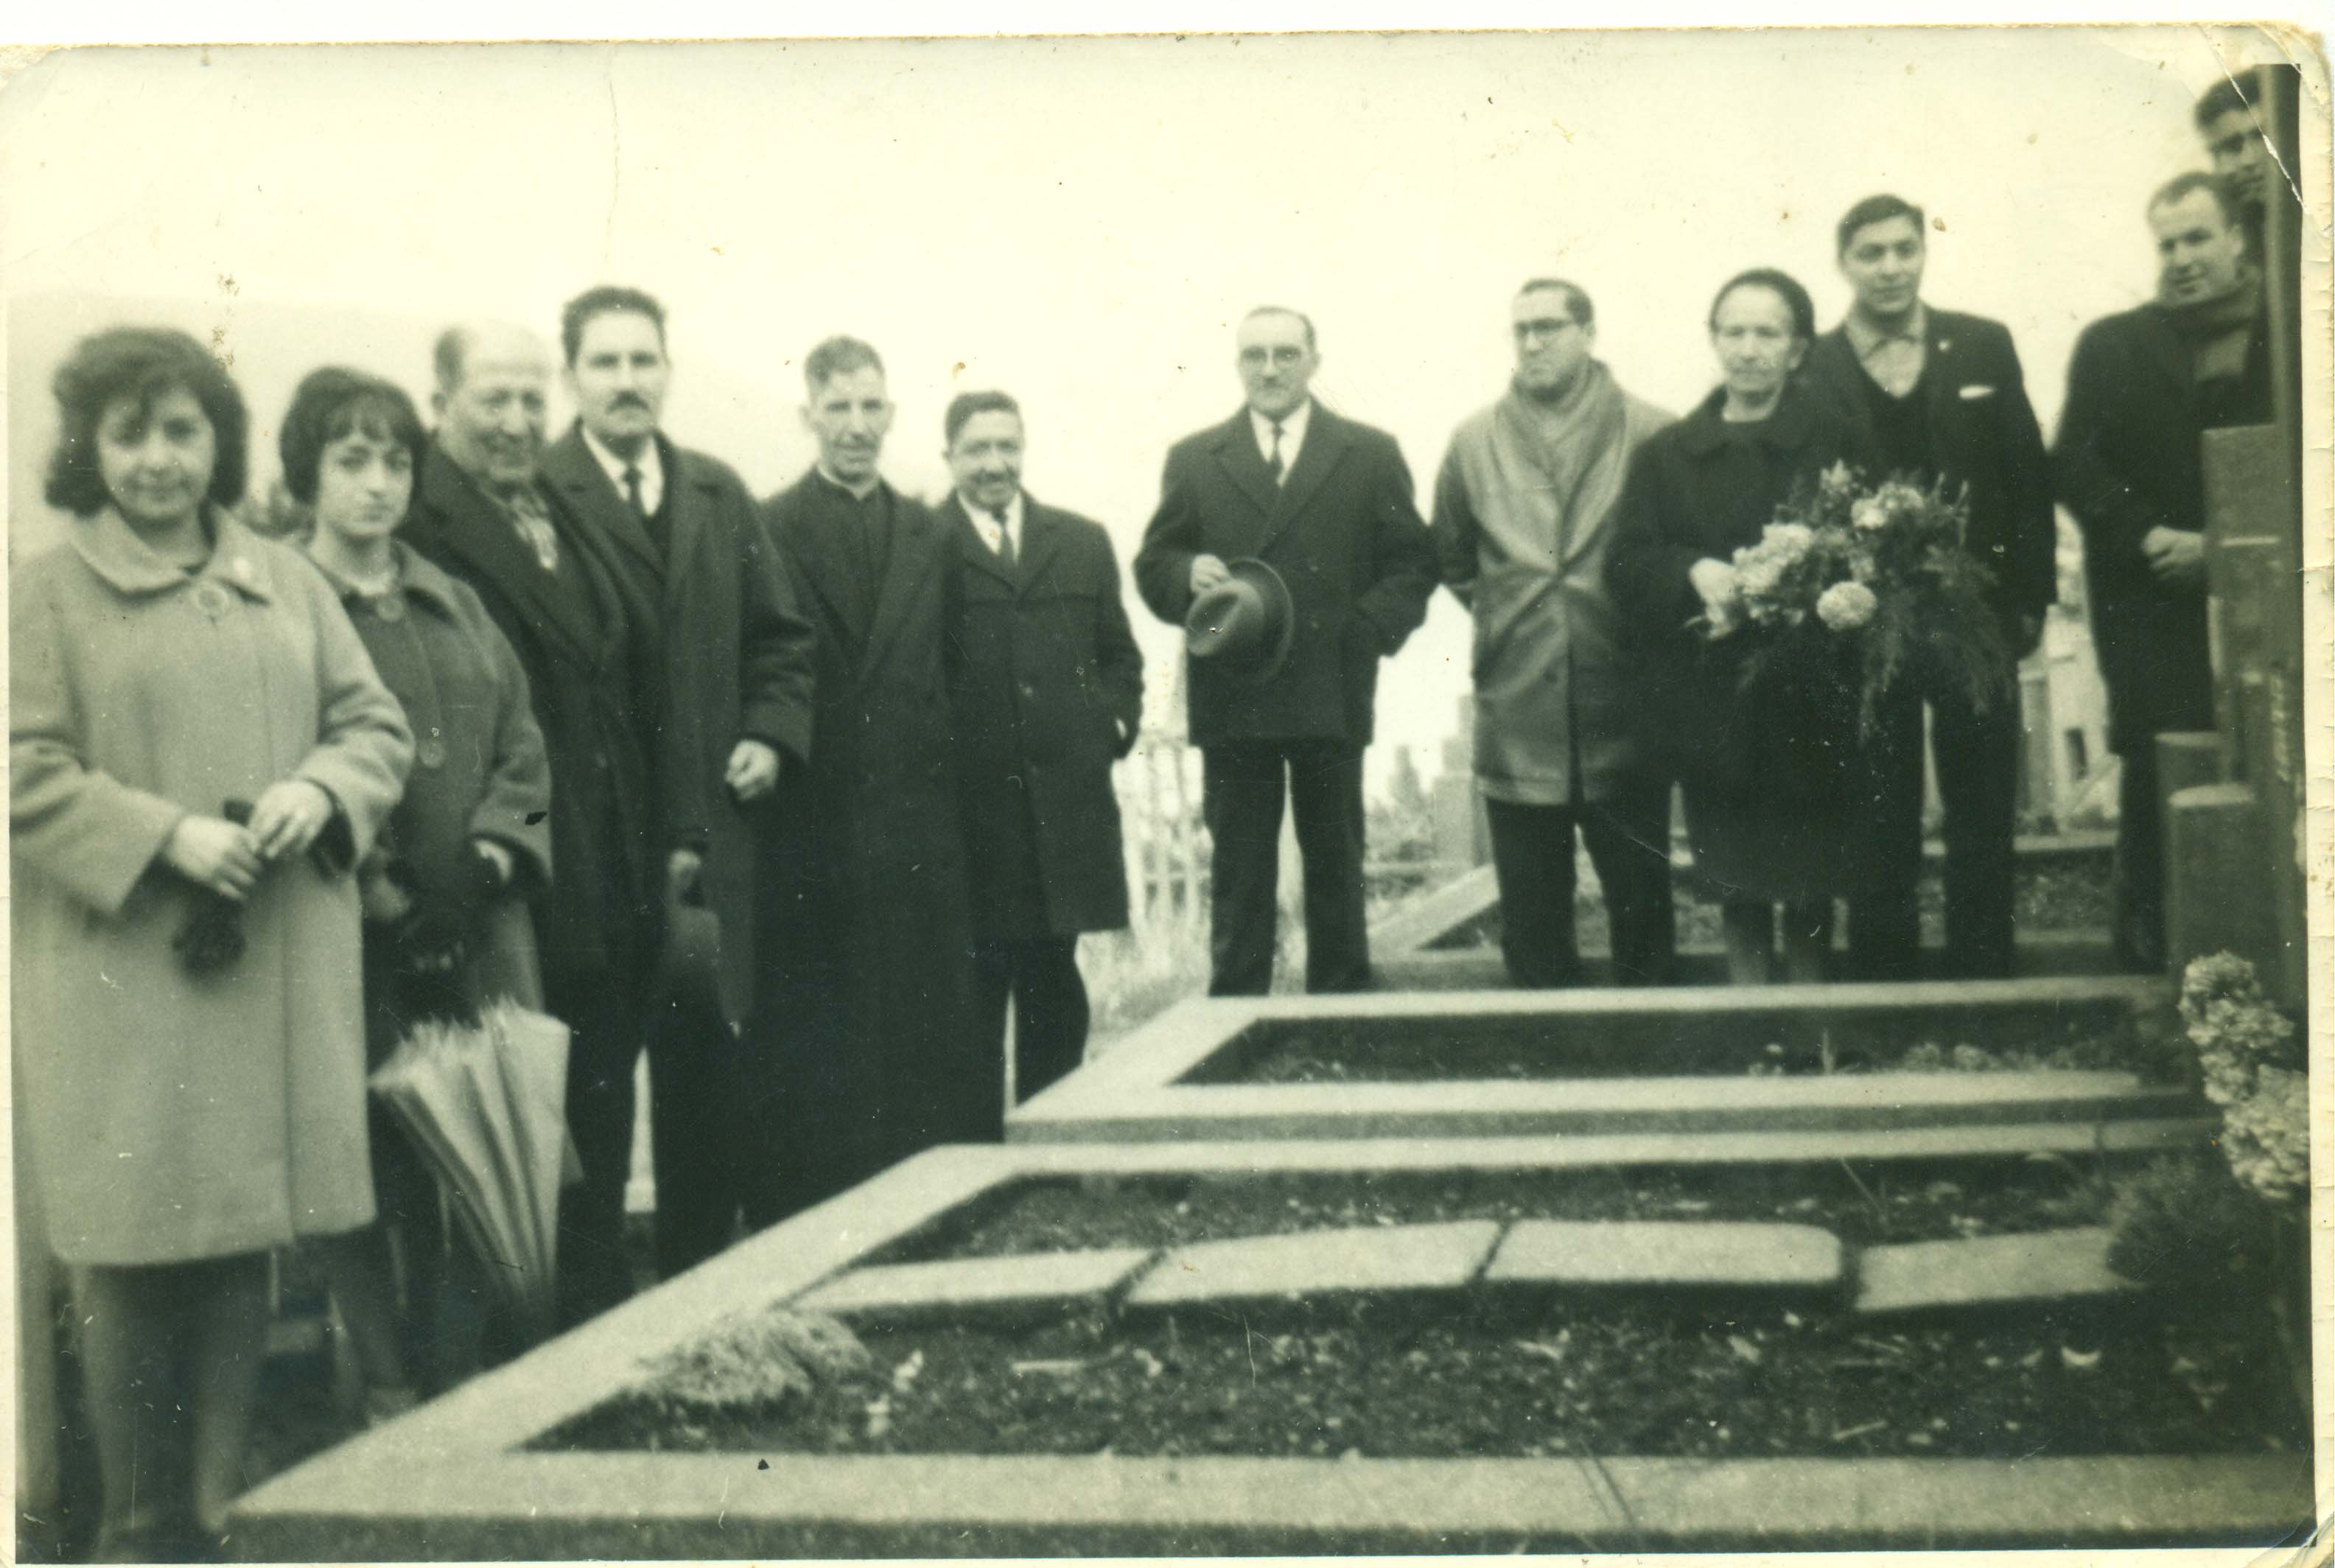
[[1958, 384, 1998, 400]]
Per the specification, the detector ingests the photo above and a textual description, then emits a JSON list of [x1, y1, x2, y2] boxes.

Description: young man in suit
[[1802, 194, 2056, 979], [401, 321, 659, 1326], [939, 391, 1144, 1105], [2055, 173, 2270, 970], [1133, 307, 1438, 995], [756, 337, 981, 1221], [537, 286, 815, 1278]]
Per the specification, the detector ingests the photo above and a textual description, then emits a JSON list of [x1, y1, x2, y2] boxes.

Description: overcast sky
[[1, 27, 2308, 780]]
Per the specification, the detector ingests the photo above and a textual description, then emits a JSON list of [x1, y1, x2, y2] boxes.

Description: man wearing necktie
[[538, 287, 815, 1280], [940, 391, 1144, 1106], [1802, 194, 2056, 980], [402, 320, 660, 1325], [1134, 306, 1438, 995], [756, 337, 981, 1221]]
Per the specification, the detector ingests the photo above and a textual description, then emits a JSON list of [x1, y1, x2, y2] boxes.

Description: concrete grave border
[[1012, 976, 2194, 1144], [232, 1138, 2307, 1558]]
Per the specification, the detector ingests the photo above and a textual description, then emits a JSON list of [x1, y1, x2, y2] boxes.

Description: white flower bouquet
[[1692, 463, 2014, 736]]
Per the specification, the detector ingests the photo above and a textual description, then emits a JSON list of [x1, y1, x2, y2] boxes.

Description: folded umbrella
[[369, 1001, 575, 1342]]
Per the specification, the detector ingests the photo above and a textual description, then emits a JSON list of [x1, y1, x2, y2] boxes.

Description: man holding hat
[[1134, 306, 1437, 995]]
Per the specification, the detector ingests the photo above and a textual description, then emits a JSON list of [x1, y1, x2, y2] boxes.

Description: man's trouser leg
[[551, 966, 645, 1329], [2113, 741, 2167, 969], [1288, 739, 1371, 993], [1202, 741, 1287, 996], [645, 983, 749, 1281], [1932, 677, 2022, 977], [1485, 797, 1583, 988], [1582, 779, 1678, 986], [1012, 936, 1091, 1103]]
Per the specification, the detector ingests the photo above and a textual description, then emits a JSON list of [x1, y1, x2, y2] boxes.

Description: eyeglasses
[[1239, 346, 1309, 368], [1513, 317, 1581, 343]]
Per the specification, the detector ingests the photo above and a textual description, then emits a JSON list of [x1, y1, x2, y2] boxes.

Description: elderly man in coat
[[2055, 172, 2271, 970], [1135, 306, 1438, 996], [757, 335, 981, 1222], [939, 390, 1144, 1107], [402, 320, 662, 1326], [1432, 278, 1677, 988], [538, 286, 816, 1279]]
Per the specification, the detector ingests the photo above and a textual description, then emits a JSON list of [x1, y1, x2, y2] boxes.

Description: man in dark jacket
[[1802, 193, 2056, 979], [2055, 172, 2269, 968], [939, 390, 1144, 1105], [539, 286, 816, 1278], [402, 320, 659, 1326], [1133, 306, 1438, 995], [757, 337, 980, 1221]]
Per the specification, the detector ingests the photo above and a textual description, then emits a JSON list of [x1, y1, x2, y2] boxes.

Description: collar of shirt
[[813, 464, 884, 503], [1844, 303, 1929, 396], [1251, 399, 1312, 472], [959, 489, 1023, 556], [581, 425, 665, 516]]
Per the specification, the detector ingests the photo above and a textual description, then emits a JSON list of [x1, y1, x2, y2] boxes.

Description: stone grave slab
[[795, 1247, 1153, 1324], [231, 1141, 2308, 1558], [1013, 976, 2191, 1145], [1854, 1228, 2140, 1315], [1122, 1220, 1500, 1309], [1485, 1219, 1842, 1292]]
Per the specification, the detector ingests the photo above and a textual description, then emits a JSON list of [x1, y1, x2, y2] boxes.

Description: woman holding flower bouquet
[[1609, 269, 1897, 984]]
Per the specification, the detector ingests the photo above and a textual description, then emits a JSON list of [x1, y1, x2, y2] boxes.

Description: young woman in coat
[[282, 367, 555, 1413], [10, 328, 413, 1555], [1608, 270, 1877, 985]]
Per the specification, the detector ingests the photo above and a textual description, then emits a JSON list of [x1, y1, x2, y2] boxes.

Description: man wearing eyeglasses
[[1430, 279, 1677, 989], [1133, 306, 1437, 995]]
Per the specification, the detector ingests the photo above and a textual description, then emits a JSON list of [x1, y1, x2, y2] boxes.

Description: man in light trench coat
[[1432, 277, 1678, 987]]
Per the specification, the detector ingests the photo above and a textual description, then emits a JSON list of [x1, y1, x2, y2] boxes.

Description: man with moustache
[[1431, 279, 1676, 989], [402, 321, 659, 1325], [2056, 172, 2270, 970], [939, 391, 1144, 1106], [757, 337, 979, 1219], [1134, 307, 1437, 995], [1802, 195, 2056, 980], [537, 286, 815, 1278]]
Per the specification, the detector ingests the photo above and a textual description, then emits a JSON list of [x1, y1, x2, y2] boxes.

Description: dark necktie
[[1267, 421, 1286, 484], [623, 463, 646, 521], [992, 508, 1015, 568]]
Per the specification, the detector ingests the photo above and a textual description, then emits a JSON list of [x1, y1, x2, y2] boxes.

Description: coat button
[[418, 732, 447, 769], [376, 595, 407, 622]]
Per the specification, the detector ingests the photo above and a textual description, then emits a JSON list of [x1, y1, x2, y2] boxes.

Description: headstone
[[2164, 782, 2281, 981]]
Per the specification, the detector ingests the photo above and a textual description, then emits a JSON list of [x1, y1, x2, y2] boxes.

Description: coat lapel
[[659, 435, 714, 612], [942, 494, 1018, 591], [1209, 412, 1281, 531], [542, 426, 664, 581], [1013, 497, 1065, 595], [861, 486, 938, 674], [1258, 402, 1349, 554], [410, 444, 598, 660]]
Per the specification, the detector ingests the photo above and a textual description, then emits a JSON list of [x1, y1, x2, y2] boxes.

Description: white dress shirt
[[582, 425, 666, 517], [962, 489, 1024, 559], [1250, 399, 1312, 483]]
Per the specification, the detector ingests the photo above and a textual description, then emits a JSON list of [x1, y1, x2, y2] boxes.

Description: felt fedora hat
[[1184, 556, 1295, 685]]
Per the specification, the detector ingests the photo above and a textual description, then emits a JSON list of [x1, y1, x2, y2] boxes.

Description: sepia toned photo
[[2, 20, 2325, 1561]]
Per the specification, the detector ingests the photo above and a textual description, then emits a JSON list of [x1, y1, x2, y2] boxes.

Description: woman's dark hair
[[278, 367, 428, 508], [44, 326, 249, 517], [1706, 267, 1817, 343]]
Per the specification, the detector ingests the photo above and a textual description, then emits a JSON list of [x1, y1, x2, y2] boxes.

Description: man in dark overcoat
[[756, 336, 979, 1221], [1802, 194, 2056, 979], [2055, 172, 2269, 968], [539, 286, 816, 1278], [1133, 306, 1438, 995], [939, 390, 1144, 1106], [401, 320, 659, 1326]]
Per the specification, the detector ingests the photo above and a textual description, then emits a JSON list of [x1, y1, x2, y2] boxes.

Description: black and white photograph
[[2, 15, 2326, 1561]]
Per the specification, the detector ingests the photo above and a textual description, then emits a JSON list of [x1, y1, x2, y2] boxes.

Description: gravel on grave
[[1427, 853, 2114, 953], [540, 1292, 2298, 1464], [863, 1166, 2112, 1263]]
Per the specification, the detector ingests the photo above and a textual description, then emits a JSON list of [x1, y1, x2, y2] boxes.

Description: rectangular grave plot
[[231, 1144, 2308, 1559], [1174, 988, 2157, 1086]]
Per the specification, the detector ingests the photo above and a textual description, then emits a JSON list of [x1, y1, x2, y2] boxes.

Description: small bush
[[2106, 1155, 2270, 1300]]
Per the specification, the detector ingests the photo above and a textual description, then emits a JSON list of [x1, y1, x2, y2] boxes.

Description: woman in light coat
[[10, 327, 412, 1556]]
